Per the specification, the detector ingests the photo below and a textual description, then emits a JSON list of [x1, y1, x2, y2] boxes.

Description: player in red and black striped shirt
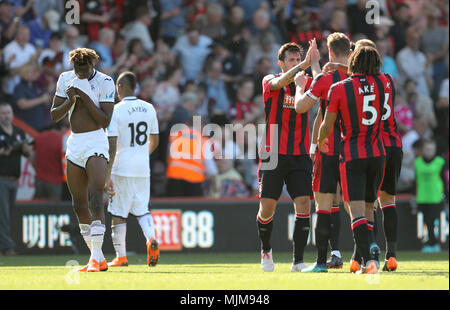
[[318, 46, 386, 274], [293, 32, 351, 272], [257, 40, 318, 273], [355, 39, 403, 272]]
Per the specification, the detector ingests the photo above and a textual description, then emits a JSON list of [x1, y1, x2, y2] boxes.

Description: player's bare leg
[[109, 216, 128, 267], [302, 192, 333, 272], [67, 160, 91, 245], [291, 196, 310, 271], [347, 200, 378, 274], [257, 198, 277, 272], [85, 156, 108, 271], [378, 191, 398, 271]]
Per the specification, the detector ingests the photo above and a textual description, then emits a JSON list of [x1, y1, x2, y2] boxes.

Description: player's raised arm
[[267, 39, 317, 91]]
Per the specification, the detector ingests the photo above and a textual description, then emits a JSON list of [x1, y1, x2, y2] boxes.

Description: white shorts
[[107, 175, 150, 219], [66, 129, 109, 168]]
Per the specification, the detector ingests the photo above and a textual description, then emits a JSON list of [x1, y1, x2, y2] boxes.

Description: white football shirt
[[107, 96, 159, 177], [55, 69, 116, 117]]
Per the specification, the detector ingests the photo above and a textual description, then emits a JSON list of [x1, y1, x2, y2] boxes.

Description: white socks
[[89, 220, 105, 262], [137, 213, 155, 242], [111, 223, 127, 258], [79, 224, 92, 251]]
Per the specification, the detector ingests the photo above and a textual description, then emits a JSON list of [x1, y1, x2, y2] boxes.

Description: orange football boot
[[363, 261, 379, 274], [349, 259, 361, 273], [383, 257, 398, 272], [108, 256, 128, 267], [147, 238, 160, 266], [79, 259, 108, 272]]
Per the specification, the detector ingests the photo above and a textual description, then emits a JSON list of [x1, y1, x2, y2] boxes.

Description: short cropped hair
[[327, 32, 351, 57], [277, 42, 303, 62], [117, 71, 137, 90], [348, 46, 381, 75]]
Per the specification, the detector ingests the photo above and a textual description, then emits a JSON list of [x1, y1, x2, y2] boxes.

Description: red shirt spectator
[[32, 129, 64, 184]]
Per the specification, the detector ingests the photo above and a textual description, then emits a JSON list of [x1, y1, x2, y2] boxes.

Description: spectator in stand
[[13, 63, 51, 131], [223, 5, 251, 60], [208, 38, 242, 100], [172, 23, 212, 83], [374, 16, 395, 41], [228, 77, 259, 125], [61, 25, 81, 70], [121, 38, 150, 79], [347, 0, 376, 40], [251, 56, 272, 98], [269, 0, 290, 45], [421, 5, 449, 100], [31, 119, 69, 200], [202, 58, 230, 114], [34, 0, 64, 18], [81, 0, 121, 42], [186, 0, 208, 25], [390, 2, 411, 55], [250, 7, 283, 45], [376, 36, 398, 79], [0, 0, 33, 48], [396, 26, 431, 98], [111, 33, 126, 63], [435, 77, 449, 155], [11, 0, 37, 23], [159, 0, 185, 47], [121, 6, 155, 54], [212, 156, 249, 198], [394, 94, 413, 137], [2, 24, 36, 96], [403, 79, 437, 129], [286, 0, 323, 48], [243, 31, 279, 75], [138, 76, 157, 102], [151, 40, 179, 81], [26, 9, 59, 48], [89, 27, 115, 73], [403, 117, 433, 158], [153, 66, 182, 128], [0, 0, 19, 48], [323, 8, 350, 38], [236, 0, 270, 23], [198, 2, 226, 40], [38, 32, 63, 73], [0, 101, 32, 256], [318, 0, 347, 28]]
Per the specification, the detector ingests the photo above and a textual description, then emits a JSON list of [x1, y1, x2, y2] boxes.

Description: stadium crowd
[[0, 0, 448, 201]]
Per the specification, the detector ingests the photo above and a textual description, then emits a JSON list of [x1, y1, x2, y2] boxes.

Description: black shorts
[[312, 153, 340, 194], [340, 156, 386, 203], [380, 147, 403, 196], [258, 155, 313, 200]]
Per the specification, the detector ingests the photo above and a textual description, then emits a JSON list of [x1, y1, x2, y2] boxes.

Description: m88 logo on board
[[152, 210, 215, 251]]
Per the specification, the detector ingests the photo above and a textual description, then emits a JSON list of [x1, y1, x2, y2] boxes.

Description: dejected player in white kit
[[105, 71, 160, 267]]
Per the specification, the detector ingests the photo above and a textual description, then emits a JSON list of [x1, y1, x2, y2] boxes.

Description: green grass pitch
[[0, 251, 448, 290]]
